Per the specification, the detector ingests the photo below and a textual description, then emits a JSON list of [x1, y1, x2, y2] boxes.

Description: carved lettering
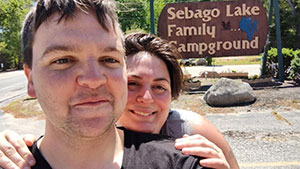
[[226, 4, 260, 17]]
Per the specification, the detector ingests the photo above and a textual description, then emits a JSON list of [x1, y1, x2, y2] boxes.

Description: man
[[8, 0, 206, 168]]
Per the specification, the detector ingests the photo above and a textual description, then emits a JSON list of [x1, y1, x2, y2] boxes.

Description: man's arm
[[0, 130, 36, 169]]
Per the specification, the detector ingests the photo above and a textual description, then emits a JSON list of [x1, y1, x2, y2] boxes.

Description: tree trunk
[[287, 0, 295, 16], [287, 0, 300, 49], [295, 17, 300, 49]]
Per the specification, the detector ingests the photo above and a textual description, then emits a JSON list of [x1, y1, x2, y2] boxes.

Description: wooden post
[[150, 0, 155, 34], [261, 0, 273, 77], [273, 0, 284, 82], [261, 0, 284, 82]]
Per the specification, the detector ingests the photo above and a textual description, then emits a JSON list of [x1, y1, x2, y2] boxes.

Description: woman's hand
[[0, 130, 36, 169], [175, 134, 230, 169]]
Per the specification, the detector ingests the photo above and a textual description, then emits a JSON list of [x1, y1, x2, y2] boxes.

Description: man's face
[[24, 11, 127, 138]]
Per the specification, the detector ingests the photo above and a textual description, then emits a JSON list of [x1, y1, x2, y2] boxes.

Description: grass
[[1, 97, 43, 118], [292, 99, 299, 104], [271, 111, 292, 125], [213, 56, 262, 65]]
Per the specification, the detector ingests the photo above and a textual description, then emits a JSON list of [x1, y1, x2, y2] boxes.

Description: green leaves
[[116, 0, 149, 33], [0, 0, 33, 70], [266, 47, 300, 80], [289, 57, 300, 81]]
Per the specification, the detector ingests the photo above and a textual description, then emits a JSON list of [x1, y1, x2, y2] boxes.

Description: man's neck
[[38, 123, 124, 169]]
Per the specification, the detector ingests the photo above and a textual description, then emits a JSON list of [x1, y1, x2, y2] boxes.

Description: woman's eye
[[153, 85, 166, 92], [152, 85, 167, 94], [128, 81, 139, 91]]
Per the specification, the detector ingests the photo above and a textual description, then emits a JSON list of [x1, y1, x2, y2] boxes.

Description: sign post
[[261, 0, 273, 77], [150, 0, 155, 34], [273, 0, 284, 82], [261, 0, 284, 82]]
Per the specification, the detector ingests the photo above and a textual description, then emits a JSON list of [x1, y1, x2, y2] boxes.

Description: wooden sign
[[157, 0, 268, 58]]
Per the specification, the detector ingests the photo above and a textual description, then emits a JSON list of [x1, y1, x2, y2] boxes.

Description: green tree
[[261, 0, 300, 49], [116, 0, 217, 34], [145, 0, 166, 34], [116, 0, 149, 33], [0, 0, 33, 71], [149, 0, 218, 34]]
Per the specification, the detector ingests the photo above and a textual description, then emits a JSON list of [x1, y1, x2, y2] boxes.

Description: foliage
[[267, 47, 300, 64], [116, 0, 218, 34], [260, 0, 300, 49], [0, 0, 33, 71], [248, 74, 259, 80], [265, 47, 300, 79], [288, 57, 300, 82], [116, 0, 149, 32], [205, 57, 213, 66], [145, 0, 166, 34]]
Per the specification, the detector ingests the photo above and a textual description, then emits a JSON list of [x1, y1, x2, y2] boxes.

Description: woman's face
[[118, 51, 172, 134]]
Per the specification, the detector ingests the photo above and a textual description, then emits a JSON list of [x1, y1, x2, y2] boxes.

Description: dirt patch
[[1, 97, 44, 119], [171, 80, 300, 115]]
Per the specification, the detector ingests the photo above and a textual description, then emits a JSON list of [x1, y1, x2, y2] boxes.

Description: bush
[[205, 57, 213, 66], [265, 48, 300, 79], [288, 57, 300, 82]]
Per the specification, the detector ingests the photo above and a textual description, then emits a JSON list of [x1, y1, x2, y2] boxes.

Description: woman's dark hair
[[125, 33, 183, 99]]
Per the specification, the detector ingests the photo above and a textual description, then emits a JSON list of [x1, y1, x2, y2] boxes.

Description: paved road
[[0, 70, 45, 136], [0, 70, 27, 107], [206, 111, 300, 169], [1, 70, 300, 168]]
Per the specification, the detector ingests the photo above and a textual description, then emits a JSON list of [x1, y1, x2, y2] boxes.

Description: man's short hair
[[21, 0, 123, 68]]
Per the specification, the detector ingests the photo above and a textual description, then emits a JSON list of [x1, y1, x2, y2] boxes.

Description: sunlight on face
[[27, 11, 127, 138], [118, 52, 172, 134]]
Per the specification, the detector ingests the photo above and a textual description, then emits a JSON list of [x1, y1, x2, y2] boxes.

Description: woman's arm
[[175, 113, 239, 169], [175, 134, 230, 169], [0, 130, 36, 169]]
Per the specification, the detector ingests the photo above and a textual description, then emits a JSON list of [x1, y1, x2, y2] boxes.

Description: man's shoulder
[[28, 138, 52, 169], [121, 128, 206, 169]]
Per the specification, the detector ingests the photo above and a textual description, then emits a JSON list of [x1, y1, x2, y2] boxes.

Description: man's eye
[[53, 58, 71, 64], [103, 58, 119, 63], [128, 82, 138, 86]]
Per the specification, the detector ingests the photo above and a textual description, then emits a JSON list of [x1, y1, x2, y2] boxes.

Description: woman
[[0, 33, 239, 169]]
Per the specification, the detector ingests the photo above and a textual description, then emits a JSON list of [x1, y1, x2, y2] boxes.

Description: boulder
[[203, 78, 256, 107]]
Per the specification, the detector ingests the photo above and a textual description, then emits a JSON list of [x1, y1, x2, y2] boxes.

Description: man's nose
[[137, 88, 155, 104], [77, 61, 106, 89]]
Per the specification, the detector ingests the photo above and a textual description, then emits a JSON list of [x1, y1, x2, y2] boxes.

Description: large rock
[[203, 78, 256, 107]]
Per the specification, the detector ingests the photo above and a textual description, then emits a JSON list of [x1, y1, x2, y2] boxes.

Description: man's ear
[[24, 64, 36, 98]]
